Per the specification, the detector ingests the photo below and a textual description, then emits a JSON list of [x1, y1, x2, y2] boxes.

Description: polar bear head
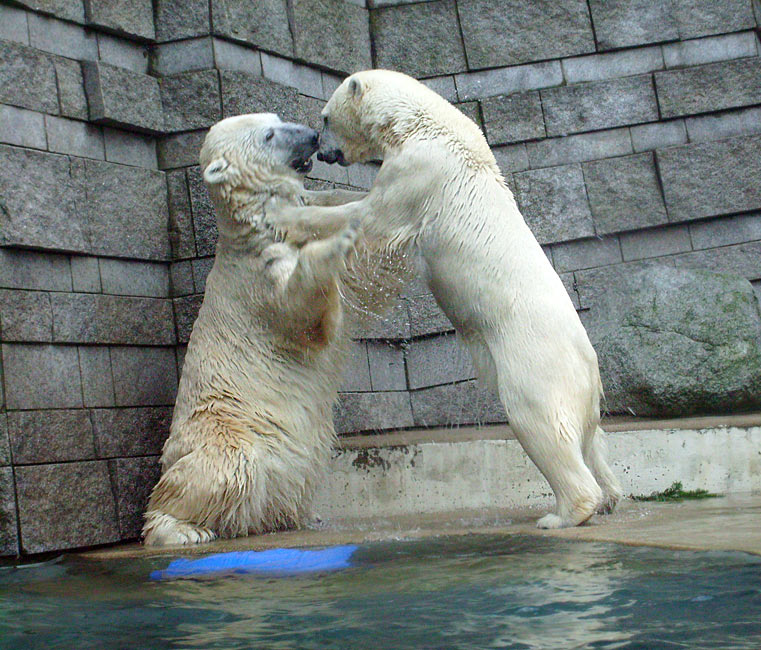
[[200, 113, 320, 193], [317, 69, 485, 166]]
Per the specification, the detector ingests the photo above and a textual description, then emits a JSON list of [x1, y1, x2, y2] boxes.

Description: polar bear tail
[[584, 427, 622, 515]]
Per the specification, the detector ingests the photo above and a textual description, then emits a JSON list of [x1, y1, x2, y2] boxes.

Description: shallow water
[[2, 535, 760, 649]]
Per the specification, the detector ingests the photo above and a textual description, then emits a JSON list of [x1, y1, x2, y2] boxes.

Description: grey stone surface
[[220, 71, 301, 121], [0, 415, 9, 465], [493, 144, 530, 175], [559, 272, 581, 309], [0, 105, 46, 149], [187, 166, 217, 257], [27, 12, 97, 59], [455, 61, 563, 102], [103, 128, 157, 168], [8, 409, 96, 463], [0, 4, 30, 44], [160, 70, 221, 133], [0, 249, 71, 292], [191, 257, 214, 293], [620, 224, 692, 261], [99, 259, 169, 297], [513, 164, 595, 245], [420, 76, 458, 103], [53, 56, 89, 120], [71, 256, 101, 293], [10, 0, 83, 23], [630, 119, 688, 152], [0, 290, 53, 342], [587, 0, 679, 50], [82, 61, 163, 134], [333, 391, 414, 434], [83, 159, 170, 260], [655, 58, 761, 119], [541, 75, 658, 137], [109, 455, 161, 538], [405, 333, 476, 389], [0, 146, 89, 255], [407, 293, 453, 337], [45, 115, 104, 159], [410, 380, 506, 427], [458, 0, 594, 69], [170, 260, 195, 297], [575, 258, 675, 309], [155, 0, 210, 41], [157, 130, 206, 169], [587, 266, 761, 416], [173, 295, 202, 344], [50, 294, 175, 345], [525, 128, 632, 168], [672, 241, 761, 281], [166, 169, 197, 259], [79, 345, 115, 407], [685, 106, 761, 144], [16, 461, 120, 553], [662, 31, 757, 69], [111, 346, 178, 406], [261, 52, 322, 98], [0, 467, 17, 556], [371, 0, 466, 78], [92, 406, 172, 456], [340, 341, 372, 392], [350, 299, 411, 340], [2, 344, 83, 410], [0, 40, 59, 114], [84, 0, 155, 40], [674, 0, 755, 39], [481, 91, 545, 146], [367, 341, 407, 391], [656, 135, 761, 222], [214, 38, 263, 75], [211, 0, 293, 58], [689, 213, 761, 250], [562, 46, 664, 84], [151, 38, 215, 76], [583, 152, 668, 235], [292, 0, 371, 74], [97, 34, 149, 74], [551, 236, 622, 273]]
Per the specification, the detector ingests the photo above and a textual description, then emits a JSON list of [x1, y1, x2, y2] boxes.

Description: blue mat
[[150, 545, 358, 580]]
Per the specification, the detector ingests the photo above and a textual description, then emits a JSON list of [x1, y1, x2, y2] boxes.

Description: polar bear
[[142, 114, 368, 546], [263, 70, 623, 528]]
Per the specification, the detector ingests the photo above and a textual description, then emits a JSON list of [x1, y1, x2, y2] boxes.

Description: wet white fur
[[143, 114, 365, 546], [263, 71, 623, 528]]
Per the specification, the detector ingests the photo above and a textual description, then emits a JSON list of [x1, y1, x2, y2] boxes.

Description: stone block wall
[[1, 0, 760, 556]]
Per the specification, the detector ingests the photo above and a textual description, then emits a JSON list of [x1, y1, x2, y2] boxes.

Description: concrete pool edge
[[79, 415, 761, 560]]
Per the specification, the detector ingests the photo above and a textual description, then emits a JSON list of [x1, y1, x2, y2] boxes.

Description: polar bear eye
[[264, 129, 275, 142]]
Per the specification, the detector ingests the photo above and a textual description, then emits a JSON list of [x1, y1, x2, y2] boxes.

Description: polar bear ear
[[348, 77, 363, 98], [203, 157, 235, 185]]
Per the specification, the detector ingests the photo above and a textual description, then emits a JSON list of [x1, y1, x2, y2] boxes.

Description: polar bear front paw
[[536, 513, 568, 529], [335, 219, 361, 256], [143, 512, 217, 547]]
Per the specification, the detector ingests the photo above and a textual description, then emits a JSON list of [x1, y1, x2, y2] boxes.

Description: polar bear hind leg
[[497, 379, 603, 528], [584, 427, 623, 515]]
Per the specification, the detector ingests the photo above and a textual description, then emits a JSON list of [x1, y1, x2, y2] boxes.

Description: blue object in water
[[150, 545, 358, 580]]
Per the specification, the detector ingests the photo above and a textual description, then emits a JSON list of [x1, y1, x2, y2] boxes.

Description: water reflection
[[1, 535, 760, 649]]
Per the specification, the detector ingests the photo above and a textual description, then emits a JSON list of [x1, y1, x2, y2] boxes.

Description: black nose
[[310, 129, 319, 146]]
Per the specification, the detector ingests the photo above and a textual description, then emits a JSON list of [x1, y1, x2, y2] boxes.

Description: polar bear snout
[[280, 123, 320, 174]]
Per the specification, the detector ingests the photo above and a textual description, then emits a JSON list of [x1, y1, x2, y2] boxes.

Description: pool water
[[2, 535, 760, 649]]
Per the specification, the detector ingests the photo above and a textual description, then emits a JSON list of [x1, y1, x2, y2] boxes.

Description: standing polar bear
[[264, 70, 622, 528], [142, 114, 366, 546]]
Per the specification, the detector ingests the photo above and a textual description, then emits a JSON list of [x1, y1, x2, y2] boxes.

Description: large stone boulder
[[586, 265, 761, 417]]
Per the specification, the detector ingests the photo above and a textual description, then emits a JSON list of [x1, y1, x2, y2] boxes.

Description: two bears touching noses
[[142, 69, 622, 547]]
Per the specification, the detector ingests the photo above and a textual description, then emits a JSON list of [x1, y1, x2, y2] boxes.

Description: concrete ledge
[[318, 416, 761, 520]]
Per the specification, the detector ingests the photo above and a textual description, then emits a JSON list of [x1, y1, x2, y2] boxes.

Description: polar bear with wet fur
[[263, 70, 622, 528], [142, 113, 365, 546]]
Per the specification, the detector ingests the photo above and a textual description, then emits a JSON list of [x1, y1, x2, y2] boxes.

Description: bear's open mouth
[[290, 157, 313, 174]]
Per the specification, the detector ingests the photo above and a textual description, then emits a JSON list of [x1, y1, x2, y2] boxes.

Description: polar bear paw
[[335, 219, 361, 256], [536, 513, 568, 529], [142, 512, 217, 547]]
